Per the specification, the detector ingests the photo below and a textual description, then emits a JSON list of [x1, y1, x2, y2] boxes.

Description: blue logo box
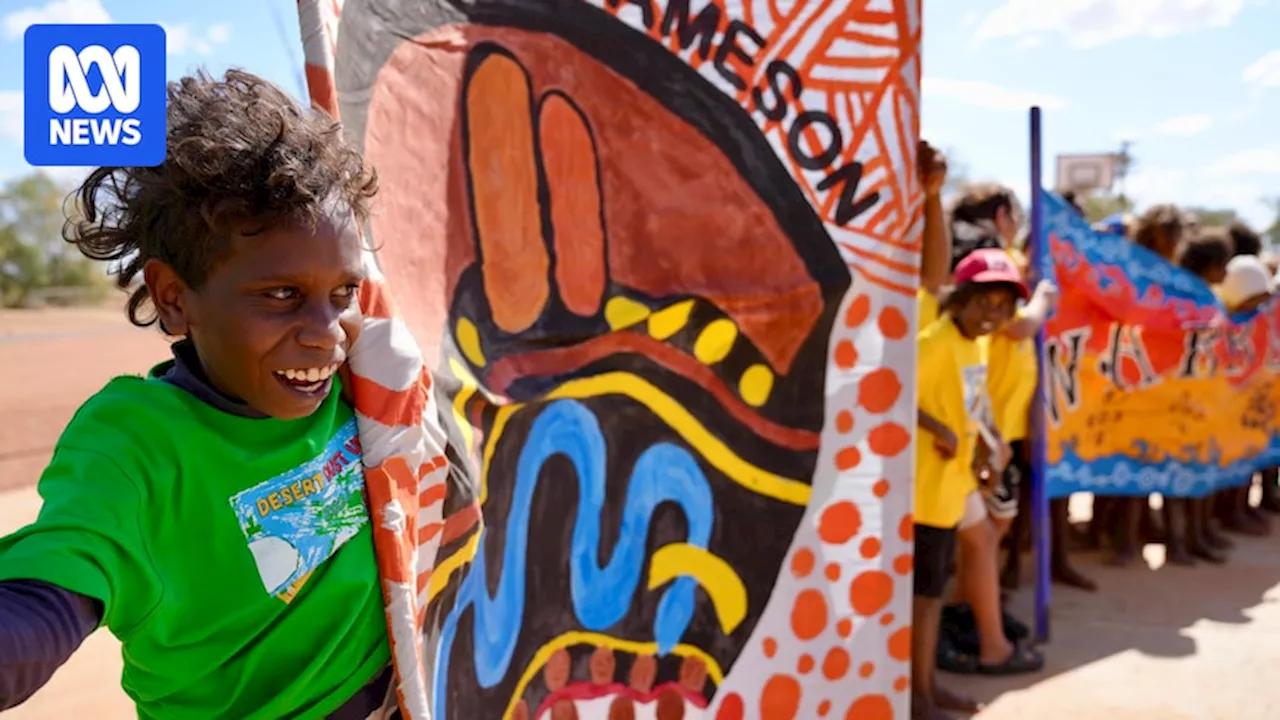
[[24, 24, 167, 167]]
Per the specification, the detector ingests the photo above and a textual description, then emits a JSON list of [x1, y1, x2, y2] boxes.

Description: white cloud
[[922, 77, 1067, 111], [977, 0, 1248, 48], [1154, 113, 1213, 136], [1205, 146, 1280, 176], [1243, 49, 1280, 88], [2, 0, 110, 39], [163, 22, 233, 56], [1123, 165, 1272, 228], [207, 22, 232, 44], [1125, 167, 1191, 205], [1111, 127, 1142, 143], [0, 91, 22, 142]]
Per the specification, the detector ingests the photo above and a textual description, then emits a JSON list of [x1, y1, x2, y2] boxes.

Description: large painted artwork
[[297, 0, 923, 717], [1037, 191, 1280, 499]]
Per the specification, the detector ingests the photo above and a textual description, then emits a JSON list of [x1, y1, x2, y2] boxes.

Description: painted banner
[[301, 0, 923, 717], [1041, 191, 1280, 499]]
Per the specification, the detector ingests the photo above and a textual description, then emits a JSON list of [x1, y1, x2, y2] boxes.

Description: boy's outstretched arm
[[1003, 280, 1059, 340], [0, 580, 98, 709]]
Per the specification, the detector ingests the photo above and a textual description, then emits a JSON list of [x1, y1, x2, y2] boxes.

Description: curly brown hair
[[949, 182, 1021, 226], [65, 68, 378, 328], [1175, 226, 1232, 279], [1131, 203, 1184, 260], [1228, 220, 1263, 258]]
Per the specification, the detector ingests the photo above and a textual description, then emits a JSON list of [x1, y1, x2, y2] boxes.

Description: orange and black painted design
[[321, 0, 920, 717]]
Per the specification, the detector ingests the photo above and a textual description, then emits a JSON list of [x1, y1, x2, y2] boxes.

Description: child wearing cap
[[913, 248, 1041, 716]]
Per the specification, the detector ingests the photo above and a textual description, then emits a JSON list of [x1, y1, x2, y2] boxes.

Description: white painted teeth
[[276, 363, 340, 382]]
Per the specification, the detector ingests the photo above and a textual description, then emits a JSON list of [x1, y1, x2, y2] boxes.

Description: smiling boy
[[0, 70, 399, 719]]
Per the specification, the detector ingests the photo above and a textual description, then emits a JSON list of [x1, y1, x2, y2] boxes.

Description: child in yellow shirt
[[913, 248, 1028, 716]]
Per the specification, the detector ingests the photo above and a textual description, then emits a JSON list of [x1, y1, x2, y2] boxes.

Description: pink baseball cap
[[953, 248, 1030, 300]]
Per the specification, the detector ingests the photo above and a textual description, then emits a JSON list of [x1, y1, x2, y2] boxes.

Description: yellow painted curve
[[648, 543, 747, 634], [478, 372, 810, 507]]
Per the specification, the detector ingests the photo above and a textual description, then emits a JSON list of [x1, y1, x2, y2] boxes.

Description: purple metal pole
[[1028, 106, 1051, 643]]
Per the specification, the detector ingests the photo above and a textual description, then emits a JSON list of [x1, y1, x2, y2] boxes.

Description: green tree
[[0, 172, 107, 307], [1184, 207, 1239, 227], [1078, 192, 1133, 224]]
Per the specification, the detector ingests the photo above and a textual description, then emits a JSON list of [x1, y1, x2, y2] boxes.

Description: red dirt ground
[[0, 305, 170, 493]]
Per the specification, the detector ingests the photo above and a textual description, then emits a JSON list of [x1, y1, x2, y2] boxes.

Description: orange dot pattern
[[642, 1, 923, 717]]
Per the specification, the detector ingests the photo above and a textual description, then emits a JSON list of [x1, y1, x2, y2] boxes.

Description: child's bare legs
[[913, 524, 979, 718], [1051, 497, 1097, 590], [1223, 481, 1269, 536], [1163, 497, 1194, 566], [1201, 492, 1233, 550], [1260, 468, 1280, 514], [911, 596, 952, 720], [1187, 497, 1227, 562], [1108, 497, 1145, 566], [957, 512, 1012, 665]]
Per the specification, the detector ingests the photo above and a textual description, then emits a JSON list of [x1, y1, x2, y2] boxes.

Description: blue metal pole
[[1029, 106, 1052, 643]]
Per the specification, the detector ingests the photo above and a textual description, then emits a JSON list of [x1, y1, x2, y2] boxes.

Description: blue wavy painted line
[[1047, 440, 1280, 499], [432, 398, 714, 716]]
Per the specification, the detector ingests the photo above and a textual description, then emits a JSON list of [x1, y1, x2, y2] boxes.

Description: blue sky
[[3, 0, 1280, 228]]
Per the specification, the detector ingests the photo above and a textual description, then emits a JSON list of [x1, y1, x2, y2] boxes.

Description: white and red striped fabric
[[298, 2, 447, 716]]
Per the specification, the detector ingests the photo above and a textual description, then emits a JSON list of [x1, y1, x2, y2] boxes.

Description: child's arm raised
[[1002, 280, 1058, 340], [918, 140, 950, 296], [0, 581, 99, 708]]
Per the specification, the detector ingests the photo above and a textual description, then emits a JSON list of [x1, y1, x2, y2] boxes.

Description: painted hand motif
[[353, 21, 851, 720]]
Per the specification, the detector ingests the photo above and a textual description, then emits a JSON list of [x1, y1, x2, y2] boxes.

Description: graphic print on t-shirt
[[229, 417, 368, 600], [961, 363, 989, 429]]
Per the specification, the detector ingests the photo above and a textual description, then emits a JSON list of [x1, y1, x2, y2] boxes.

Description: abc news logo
[[48, 44, 143, 147], [23, 24, 166, 167]]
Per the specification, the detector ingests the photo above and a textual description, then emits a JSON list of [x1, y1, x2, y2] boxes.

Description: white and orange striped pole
[[296, 0, 343, 118]]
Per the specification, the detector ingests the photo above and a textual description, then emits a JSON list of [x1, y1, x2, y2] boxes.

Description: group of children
[[5, 64, 1275, 720], [910, 142, 1057, 719], [1083, 200, 1280, 569], [909, 146, 1280, 719]]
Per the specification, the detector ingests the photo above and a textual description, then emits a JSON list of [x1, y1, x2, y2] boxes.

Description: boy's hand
[[932, 426, 959, 459], [972, 444, 996, 488], [918, 140, 947, 197], [1031, 280, 1059, 312], [995, 441, 1013, 473]]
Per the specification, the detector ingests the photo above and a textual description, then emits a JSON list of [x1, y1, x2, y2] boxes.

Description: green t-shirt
[[0, 372, 389, 719]]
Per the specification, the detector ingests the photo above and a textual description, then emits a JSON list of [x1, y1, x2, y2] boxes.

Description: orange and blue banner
[[1041, 191, 1280, 498]]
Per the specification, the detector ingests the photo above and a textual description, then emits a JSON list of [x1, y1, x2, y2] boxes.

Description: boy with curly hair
[[0, 69, 399, 718]]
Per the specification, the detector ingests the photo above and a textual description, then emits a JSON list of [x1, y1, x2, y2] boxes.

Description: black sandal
[[977, 642, 1044, 676], [942, 603, 1030, 643], [936, 633, 979, 674]]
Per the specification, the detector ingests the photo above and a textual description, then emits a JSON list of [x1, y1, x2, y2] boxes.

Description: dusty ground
[[3, 307, 1280, 719], [0, 305, 169, 494]]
